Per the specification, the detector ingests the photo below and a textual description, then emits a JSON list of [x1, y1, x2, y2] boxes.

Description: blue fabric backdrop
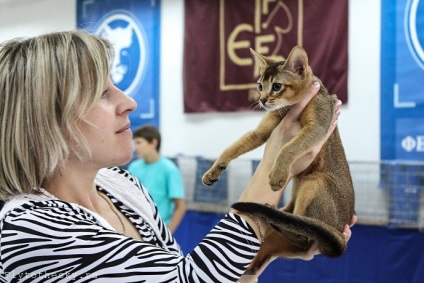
[[174, 211, 424, 283], [381, 0, 424, 161]]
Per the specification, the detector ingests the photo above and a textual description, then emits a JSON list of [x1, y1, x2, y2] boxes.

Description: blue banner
[[77, 0, 160, 130], [381, 0, 424, 160]]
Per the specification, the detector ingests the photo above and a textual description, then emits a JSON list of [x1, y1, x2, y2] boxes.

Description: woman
[[0, 30, 354, 282]]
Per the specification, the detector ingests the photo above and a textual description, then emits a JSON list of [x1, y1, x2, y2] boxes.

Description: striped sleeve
[[0, 202, 260, 282]]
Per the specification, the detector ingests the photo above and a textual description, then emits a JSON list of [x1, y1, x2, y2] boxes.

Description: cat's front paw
[[202, 163, 227, 186], [269, 168, 289, 191]]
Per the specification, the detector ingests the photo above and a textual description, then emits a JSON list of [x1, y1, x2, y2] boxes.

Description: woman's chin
[[114, 151, 135, 167]]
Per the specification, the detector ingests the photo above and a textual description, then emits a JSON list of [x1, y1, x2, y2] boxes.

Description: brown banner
[[183, 0, 348, 113]]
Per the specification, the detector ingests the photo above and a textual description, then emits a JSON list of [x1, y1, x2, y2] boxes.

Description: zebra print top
[[0, 167, 260, 283]]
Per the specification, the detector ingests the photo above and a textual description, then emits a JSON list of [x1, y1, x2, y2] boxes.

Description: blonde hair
[[0, 30, 114, 199]]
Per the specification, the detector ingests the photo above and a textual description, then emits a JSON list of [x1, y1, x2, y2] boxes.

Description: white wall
[[0, 0, 76, 40], [0, 0, 381, 162]]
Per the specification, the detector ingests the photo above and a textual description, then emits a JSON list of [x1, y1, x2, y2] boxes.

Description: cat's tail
[[232, 202, 346, 257]]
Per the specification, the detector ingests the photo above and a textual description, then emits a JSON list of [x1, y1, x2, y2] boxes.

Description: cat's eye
[[257, 83, 263, 91], [272, 83, 282, 92]]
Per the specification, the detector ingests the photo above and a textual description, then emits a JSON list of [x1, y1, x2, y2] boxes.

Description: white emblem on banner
[[95, 11, 147, 97], [401, 135, 424, 152], [405, 0, 424, 70]]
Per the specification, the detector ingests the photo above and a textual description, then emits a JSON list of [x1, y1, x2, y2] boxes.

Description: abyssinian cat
[[202, 45, 355, 274]]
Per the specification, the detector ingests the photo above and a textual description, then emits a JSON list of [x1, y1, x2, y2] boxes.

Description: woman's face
[[76, 79, 137, 168]]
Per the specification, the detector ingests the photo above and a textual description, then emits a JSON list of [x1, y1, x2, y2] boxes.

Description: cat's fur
[[202, 45, 355, 274]]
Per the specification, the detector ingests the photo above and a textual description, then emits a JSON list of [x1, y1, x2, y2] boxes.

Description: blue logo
[[405, 0, 424, 69], [95, 10, 147, 97]]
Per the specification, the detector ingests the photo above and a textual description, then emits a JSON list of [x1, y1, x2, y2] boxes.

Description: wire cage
[[174, 156, 424, 231], [378, 161, 424, 229]]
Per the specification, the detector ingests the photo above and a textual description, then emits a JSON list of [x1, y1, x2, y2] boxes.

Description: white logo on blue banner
[[396, 119, 424, 158], [77, 0, 160, 130], [381, 0, 424, 161], [95, 11, 147, 97], [405, 0, 424, 70]]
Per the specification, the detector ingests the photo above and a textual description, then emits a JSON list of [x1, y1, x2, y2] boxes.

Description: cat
[[202, 45, 355, 274]]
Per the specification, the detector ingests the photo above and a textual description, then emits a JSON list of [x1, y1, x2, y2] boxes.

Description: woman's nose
[[118, 89, 137, 114]]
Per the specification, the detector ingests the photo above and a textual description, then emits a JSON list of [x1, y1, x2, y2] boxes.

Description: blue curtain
[[174, 211, 424, 283]]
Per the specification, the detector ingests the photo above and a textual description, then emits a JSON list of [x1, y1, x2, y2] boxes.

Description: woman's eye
[[257, 83, 263, 91], [101, 89, 108, 98], [272, 83, 282, 91]]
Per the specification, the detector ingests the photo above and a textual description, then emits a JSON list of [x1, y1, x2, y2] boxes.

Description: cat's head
[[251, 45, 314, 111]]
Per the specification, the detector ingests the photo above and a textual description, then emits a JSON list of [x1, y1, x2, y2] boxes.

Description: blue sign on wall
[[77, 0, 160, 130], [381, 0, 424, 161]]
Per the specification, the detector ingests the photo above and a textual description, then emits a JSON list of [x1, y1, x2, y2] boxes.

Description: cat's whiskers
[[248, 101, 258, 110], [255, 104, 264, 112], [249, 101, 263, 112]]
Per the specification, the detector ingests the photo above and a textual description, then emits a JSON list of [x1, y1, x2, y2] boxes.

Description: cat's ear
[[285, 45, 308, 76], [250, 48, 275, 74]]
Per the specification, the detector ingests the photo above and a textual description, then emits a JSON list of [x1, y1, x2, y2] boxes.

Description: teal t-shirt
[[128, 157, 185, 225]]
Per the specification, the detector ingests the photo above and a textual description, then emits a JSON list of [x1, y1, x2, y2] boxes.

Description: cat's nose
[[259, 98, 267, 106]]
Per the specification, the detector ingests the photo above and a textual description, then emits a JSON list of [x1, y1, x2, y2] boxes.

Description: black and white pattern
[[0, 167, 259, 283]]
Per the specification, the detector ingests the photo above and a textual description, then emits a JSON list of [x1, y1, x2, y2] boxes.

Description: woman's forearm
[[230, 159, 287, 256]]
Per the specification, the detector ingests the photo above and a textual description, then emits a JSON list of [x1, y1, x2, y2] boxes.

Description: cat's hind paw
[[202, 163, 227, 186]]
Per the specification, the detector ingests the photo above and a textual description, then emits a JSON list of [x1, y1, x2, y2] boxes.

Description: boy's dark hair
[[133, 125, 161, 151]]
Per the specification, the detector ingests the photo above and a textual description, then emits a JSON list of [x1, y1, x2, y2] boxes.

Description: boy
[[128, 125, 186, 233]]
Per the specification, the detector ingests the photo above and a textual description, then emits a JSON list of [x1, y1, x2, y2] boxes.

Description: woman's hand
[[262, 82, 342, 178]]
